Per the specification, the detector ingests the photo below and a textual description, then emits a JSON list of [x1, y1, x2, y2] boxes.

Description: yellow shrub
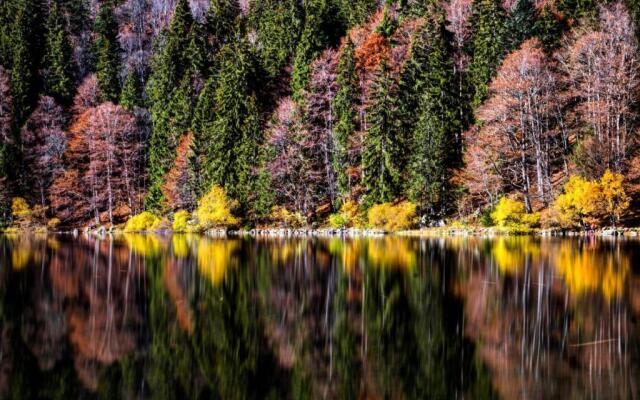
[[268, 206, 307, 228], [47, 218, 61, 229], [194, 185, 239, 229], [124, 211, 161, 232], [554, 171, 629, 227], [491, 197, 540, 230], [172, 210, 191, 233], [367, 201, 417, 231], [328, 200, 362, 228], [11, 197, 31, 218]]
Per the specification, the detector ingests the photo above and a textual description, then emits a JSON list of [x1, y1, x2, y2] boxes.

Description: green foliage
[[43, 0, 74, 102], [206, 0, 241, 50], [124, 211, 162, 232], [468, 0, 507, 107], [94, 3, 120, 102], [407, 15, 459, 218], [505, 0, 537, 51], [363, 60, 403, 206], [333, 39, 358, 203], [534, 5, 565, 50], [367, 201, 417, 231], [120, 71, 141, 110]]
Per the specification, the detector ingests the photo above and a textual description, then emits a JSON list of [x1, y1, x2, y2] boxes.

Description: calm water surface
[[0, 234, 639, 399]]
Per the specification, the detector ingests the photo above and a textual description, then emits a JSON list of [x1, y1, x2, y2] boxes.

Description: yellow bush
[[367, 201, 417, 231], [268, 206, 307, 228], [490, 197, 540, 230], [193, 185, 239, 229], [172, 210, 191, 233], [124, 211, 162, 232], [328, 200, 362, 228], [47, 218, 61, 229], [11, 197, 31, 218], [554, 171, 629, 228]]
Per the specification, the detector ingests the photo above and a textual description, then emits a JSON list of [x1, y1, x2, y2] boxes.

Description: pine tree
[[43, 0, 74, 102], [407, 16, 459, 217], [249, 0, 303, 79], [362, 60, 403, 206], [534, 5, 565, 51], [333, 39, 359, 204], [505, 0, 537, 51], [467, 0, 507, 108], [120, 70, 141, 110], [94, 3, 120, 102], [145, 0, 195, 210], [202, 43, 260, 208]]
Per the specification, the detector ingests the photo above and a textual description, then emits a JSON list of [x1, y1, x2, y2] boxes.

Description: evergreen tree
[[120, 70, 141, 110], [534, 5, 565, 51], [556, 0, 598, 24], [505, 0, 537, 51], [362, 60, 403, 206], [94, 3, 121, 102], [10, 9, 35, 128], [191, 78, 217, 198], [407, 17, 459, 218], [206, 0, 241, 50], [338, 0, 377, 27], [43, 0, 74, 102], [467, 0, 507, 108], [202, 43, 260, 208], [0, 0, 12, 66], [333, 39, 359, 204], [249, 0, 303, 79], [145, 0, 195, 210]]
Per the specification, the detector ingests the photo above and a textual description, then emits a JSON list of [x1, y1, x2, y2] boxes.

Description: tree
[[94, 3, 121, 102], [362, 60, 403, 206], [467, 0, 507, 107], [473, 38, 566, 211], [50, 103, 142, 225], [43, 0, 74, 102], [193, 185, 239, 229], [504, 0, 537, 51], [120, 70, 142, 110], [407, 16, 459, 218], [561, 2, 640, 177], [0, 67, 11, 182], [206, 0, 241, 51], [20, 96, 67, 209], [161, 132, 196, 210], [333, 39, 359, 204], [10, 1, 38, 129]]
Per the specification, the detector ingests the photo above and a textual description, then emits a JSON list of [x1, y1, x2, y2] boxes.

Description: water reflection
[[0, 234, 639, 399]]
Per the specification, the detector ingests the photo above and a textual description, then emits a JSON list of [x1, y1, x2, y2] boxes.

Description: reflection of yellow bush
[[367, 201, 417, 231], [491, 237, 540, 275], [124, 234, 162, 257], [554, 242, 629, 301], [172, 235, 191, 258], [11, 248, 29, 270], [367, 237, 416, 270], [329, 238, 363, 274], [124, 212, 162, 232], [197, 239, 239, 287]]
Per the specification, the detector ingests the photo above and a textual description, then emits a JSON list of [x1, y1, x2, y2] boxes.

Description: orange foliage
[[162, 132, 196, 210]]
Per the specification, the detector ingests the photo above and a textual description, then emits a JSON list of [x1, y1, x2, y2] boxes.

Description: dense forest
[[1, 0, 640, 230]]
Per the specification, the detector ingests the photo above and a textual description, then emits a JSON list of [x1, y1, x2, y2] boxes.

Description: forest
[[1, 0, 640, 231]]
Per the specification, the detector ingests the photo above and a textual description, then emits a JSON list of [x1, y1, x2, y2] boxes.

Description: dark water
[[0, 234, 639, 399]]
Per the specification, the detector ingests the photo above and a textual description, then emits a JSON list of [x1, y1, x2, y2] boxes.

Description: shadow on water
[[0, 234, 638, 399]]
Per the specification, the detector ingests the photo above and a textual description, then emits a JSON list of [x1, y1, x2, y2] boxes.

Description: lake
[[0, 234, 638, 399]]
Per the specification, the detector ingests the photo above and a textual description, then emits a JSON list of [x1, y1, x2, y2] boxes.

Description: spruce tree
[[338, 0, 377, 27], [190, 78, 217, 198], [333, 39, 358, 204], [362, 60, 402, 206], [94, 3, 120, 102], [10, 4, 36, 128], [555, 0, 598, 24], [249, 0, 303, 79], [43, 0, 74, 102], [535, 5, 565, 51], [505, 0, 537, 51], [145, 0, 195, 210], [291, 5, 330, 99], [0, 1, 11, 66], [407, 17, 459, 218], [120, 70, 141, 110], [206, 0, 241, 50], [467, 0, 507, 108]]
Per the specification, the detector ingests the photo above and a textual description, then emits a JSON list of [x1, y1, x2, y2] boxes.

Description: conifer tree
[[94, 3, 120, 102], [120, 70, 141, 110], [206, 0, 241, 50], [10, 9, 35, 129], [556, 0, 598, 23], [333, 39, 359, 204], [362, 60, 403, 206], [338, 0, 377, 27], [291, 5, 330, 99], [249, 0, 303, 79], [467, 0, 507, 108], [0, 1, 12, 66], [534, 5, 565, 51], [145, 0, 195, 210], [43, 0, 74, 102], [407, 17, 459, 217], [191, 78, 217, 198], [505, 0, 537, 51]]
